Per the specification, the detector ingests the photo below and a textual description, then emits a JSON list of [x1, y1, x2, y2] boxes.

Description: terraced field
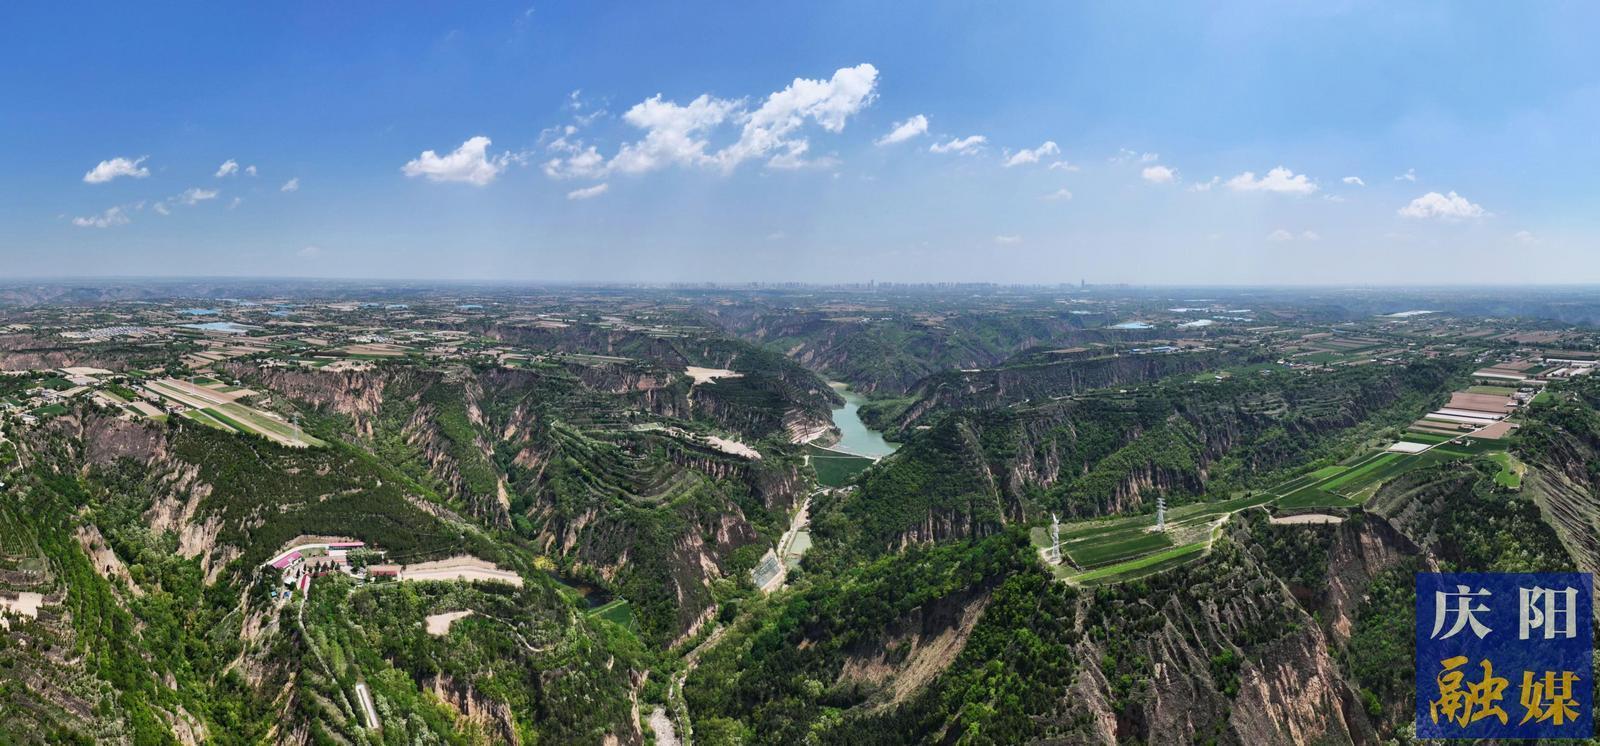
[[1034, 433, 1516, 585]]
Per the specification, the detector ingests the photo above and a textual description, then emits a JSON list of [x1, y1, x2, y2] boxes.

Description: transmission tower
[[1156, 497, 1167, 532]]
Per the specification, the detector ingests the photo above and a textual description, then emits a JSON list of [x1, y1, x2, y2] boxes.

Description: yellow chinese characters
[[1520, 670, 1581, 726], [1431, 656, 1510, 727]]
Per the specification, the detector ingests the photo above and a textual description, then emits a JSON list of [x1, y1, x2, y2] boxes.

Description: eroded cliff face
[[892, 351, 1240, 432], [1055, 531, 1377, 746], [836, 362, 1453, 555], [227, 360, 810, 645]]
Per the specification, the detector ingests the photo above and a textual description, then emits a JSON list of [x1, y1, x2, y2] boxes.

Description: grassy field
[[181, 408, 237, 432], [1488, 451, 1525, 488], [587, 598, 634, 629], [1071, 541, 1208, 584]]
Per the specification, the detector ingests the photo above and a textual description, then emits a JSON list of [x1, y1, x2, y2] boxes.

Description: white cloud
[[1189, 176, 1221, 192], [715, 62, 878, 170], [1003, 140, 1060, 167], [148, 187, 218, 215], [1112, 149, 1159, 164], [1048, 160, 1080, 172], [228, 196, 243, 209], [929, 135, 987, 155], [1398, 191, 1486, 220], [403, 135, 513, 185], [178, 187, 218, 205], [1300, 230, 1321, 241], [1141, 165, 1176, 184], [298, 245, 322, 257], [71, 205, 131, 228], [1266, 229, 1295, 242], [566, 183, 609, 200], [1514, 230, 1537, 244], [552, 63, 878, 177], [544, 145, 606, 179], [1225, 166, 1317, 194], [993, 234, 1023, 245], [245, 165, 257, 176], [607, 93, 740, 174], [1396, 168, 1417, 182], [876, 114, 928, 146], [83, 156, 150, 184], [215, 159, 239, 178], [1342, 176, 1365, 186], [280, 177, 300, 192], [1043, 188, 1073, 201]]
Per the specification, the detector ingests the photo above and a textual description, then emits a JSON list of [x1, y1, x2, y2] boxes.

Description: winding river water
[[825, 382, 899, 459]]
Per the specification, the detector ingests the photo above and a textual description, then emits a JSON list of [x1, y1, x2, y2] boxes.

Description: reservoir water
[[825, 382, 899, 459]]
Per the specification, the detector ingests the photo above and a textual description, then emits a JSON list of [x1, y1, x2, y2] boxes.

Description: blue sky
[[4, 1, 1599, 284]]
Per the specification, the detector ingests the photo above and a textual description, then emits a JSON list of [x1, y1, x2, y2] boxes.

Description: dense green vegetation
[[815, 359, 1457, 560]]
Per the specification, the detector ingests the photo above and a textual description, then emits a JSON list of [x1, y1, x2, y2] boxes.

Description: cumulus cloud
[[1048, 160, 1080, 172], [1342, 176, 1365, 186], [1395, 168, 1416, 182], [1141, 165, 1176, 184], [72, 205, 132, 228], [606, 94, 740, 174], [547, 64, 878, 177], [876, 114, 928, 146], [1225, 166, 1317, 194], [1043, 188, 1073, 201], [1003, 140, 1060, 168], [280, 177, 300, 192], [1398, 191, 1486, 220], [566, 183, 609, 200], [929, 135, 987, 155], [403, 135, 515, 185], [715, 62, 879, 170], [245, 165, 257, 176], [215, 159, 239, 178], [83, 156, 150, 184], [993, 234, 1023, 245]]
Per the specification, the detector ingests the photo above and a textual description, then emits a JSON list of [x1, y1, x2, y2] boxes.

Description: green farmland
[[1034, 434, 1513, 586]]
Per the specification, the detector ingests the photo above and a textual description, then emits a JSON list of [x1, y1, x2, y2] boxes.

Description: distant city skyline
[[4, 2, 1599, 284]]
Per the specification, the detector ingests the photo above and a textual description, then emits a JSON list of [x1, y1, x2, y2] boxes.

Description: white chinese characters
[[1520, 586, 1580, 641]]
